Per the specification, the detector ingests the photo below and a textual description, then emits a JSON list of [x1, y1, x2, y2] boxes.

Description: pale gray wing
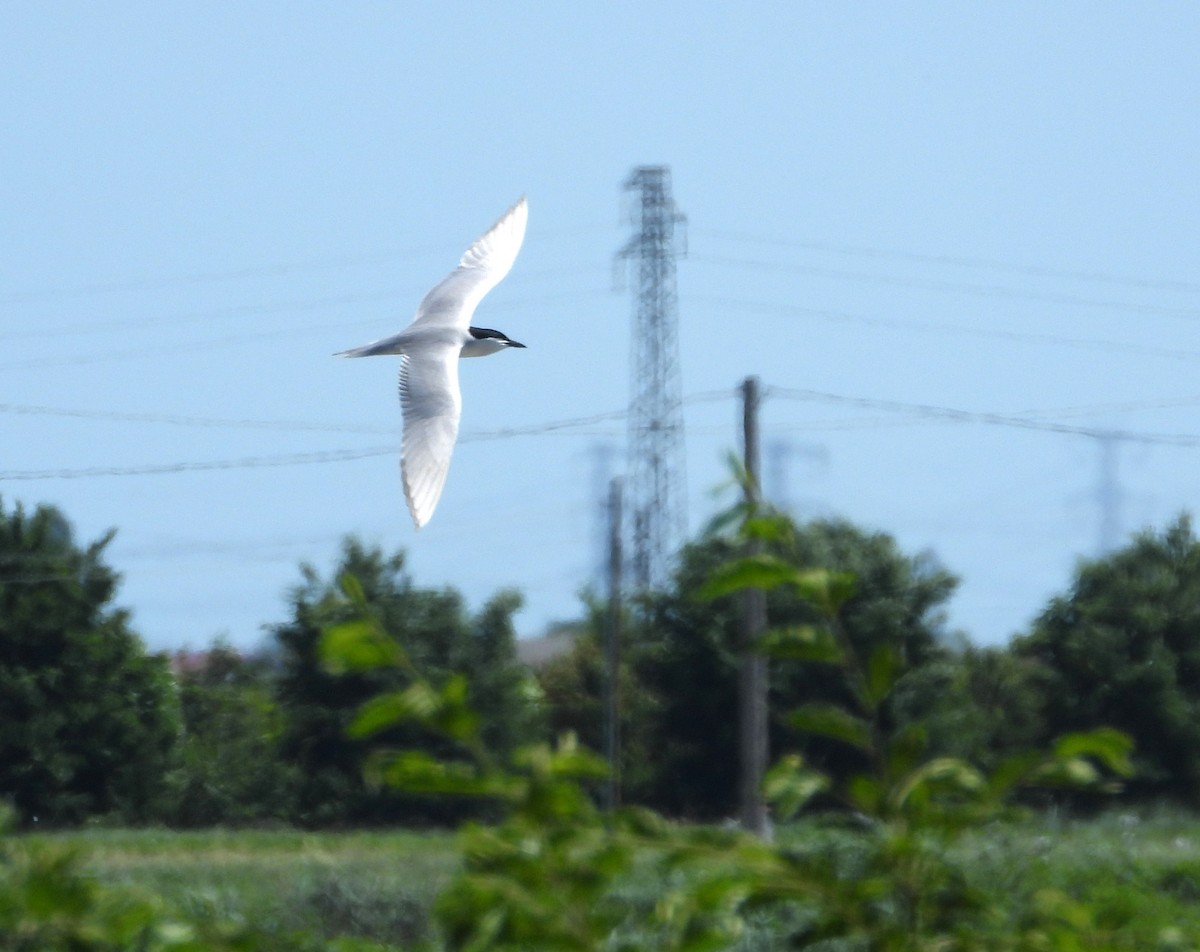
[[398, 347, 462, 529], [410, 196, 528, 330]]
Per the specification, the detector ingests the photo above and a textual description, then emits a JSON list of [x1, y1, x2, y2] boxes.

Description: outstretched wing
[[398, 348, 462, 529], [410, 196, 528, 330]]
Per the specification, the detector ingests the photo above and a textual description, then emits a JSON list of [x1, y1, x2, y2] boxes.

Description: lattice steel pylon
[[616, 166, 687, 592]]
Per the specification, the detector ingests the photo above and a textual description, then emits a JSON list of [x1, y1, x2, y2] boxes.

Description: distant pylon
[[1094, 431, 1125, 554], [767, 439, 830, 516], [617, 166, 687, 592], [589, 442, 619, 588]]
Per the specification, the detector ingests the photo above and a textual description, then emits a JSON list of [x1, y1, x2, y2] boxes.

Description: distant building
[[516, 623, 581, 668]]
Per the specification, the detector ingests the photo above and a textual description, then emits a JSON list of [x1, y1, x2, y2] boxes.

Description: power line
[[0, 223, 611, 306], [0, 533, 341, 565], [691, 254, 1200, 321], [692, 227, 1200, 297], [0, 318, 371, 372], [8, 381, 1196, 460], [0, 447, 397, 481], [768, 386, 1200, 447], [458, 409, 629, 442], [686, 294, 1200, 363], [2, 397, 732, 438], [1, 287, 409, 343], [7, 381, 1195, 485], [12, 223, 1192, 308], [1, 266, 610, 345], [0, 252, 407, 306], [0, 286, 614, 371], [0, 408, 634, 481], [1014, 394, 1200, 419], [0, 402, 394, 435]]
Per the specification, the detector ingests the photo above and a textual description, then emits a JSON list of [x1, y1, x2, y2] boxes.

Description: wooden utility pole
[[604, 477, 623, 811], [739, 376, 770, 836]]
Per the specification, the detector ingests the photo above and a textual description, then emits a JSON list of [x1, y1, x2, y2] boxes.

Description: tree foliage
[[888, 645, 1054, 775], [0, 499, 178, 824], [319, 496, 1135, 951], [1016, 514, 1200, 802], [625, 513, 959, 817], [169, 642, 296, 826], [270, 537, 544, 825]]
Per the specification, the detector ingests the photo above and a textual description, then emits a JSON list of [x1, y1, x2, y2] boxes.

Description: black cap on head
[[469, 326, 525, 347]]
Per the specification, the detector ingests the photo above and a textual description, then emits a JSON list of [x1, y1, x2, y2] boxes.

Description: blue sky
[[3, 4, 1199, 650]]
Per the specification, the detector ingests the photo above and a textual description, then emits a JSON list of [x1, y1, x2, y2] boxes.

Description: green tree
[[0, 499, 178, 825], [270, 536, 543, 825], [169, 642, 296, 826], [889, 645, 1053, 772], [318, 506, 1135, 952], [534, 602, 659, 800], [627, 515, 958, 817], [1016, 514, 1200, 802]]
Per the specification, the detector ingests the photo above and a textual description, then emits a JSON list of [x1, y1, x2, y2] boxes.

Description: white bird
[[336, 197, 528, 529]]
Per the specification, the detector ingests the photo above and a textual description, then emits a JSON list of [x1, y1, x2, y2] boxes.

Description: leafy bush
[[0, 500, 179, 825], [168, 642, 297, 826], [1018, 515, 1200, 803], [540, 506, 960, 819], [271, 536, 545, 826], [320, 492, 1141, 950]]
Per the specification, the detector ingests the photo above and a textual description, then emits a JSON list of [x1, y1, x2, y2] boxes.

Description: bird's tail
[[334, 339, 395, 358]]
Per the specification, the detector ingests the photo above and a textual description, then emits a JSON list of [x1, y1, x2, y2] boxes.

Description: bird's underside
[[398, 350, 462, 529]]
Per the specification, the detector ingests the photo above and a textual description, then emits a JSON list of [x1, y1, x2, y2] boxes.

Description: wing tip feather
[[458, 195, 528, 272]]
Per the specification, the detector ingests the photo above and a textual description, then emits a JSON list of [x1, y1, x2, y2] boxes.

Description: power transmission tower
[[616, 166, 687, 592], [589, 442, 619, 589], [604, 477, 624, 811], [1093, 431, 1126, 554], [766, 439, 829, 516]]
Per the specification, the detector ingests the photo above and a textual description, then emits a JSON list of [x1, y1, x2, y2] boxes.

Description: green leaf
[[702, 501, 751, 539], [886, 723, 929, 778], [848, 774, 882, 813], [513, 735, 610, 781], [741, 514, 794, 544], [347, 691, 409, 738], [431, 674, 481, 741], [396, 681, 441, 719], [722, 449, 750, 492], [788, 703, 872, 752], [545, 745, 611, 782], [763, 754, 829, 820], [1053, 728, 1134, 777], [865, 644, 902, 706], [699, 554, 799, 600], [985, 750, 1043, 799], [349, 681, 457, 738], [1058, 757, 1100, 785], [1028, 756, 1108, 790], [370, 750, 503, 796], [789, 569, 856, 615], [337, 571, 366, 605], [889, 757, 985, 812], [319, 618, 403, 673], [614, 805, 668, 837], [755, 625, 842, 664]]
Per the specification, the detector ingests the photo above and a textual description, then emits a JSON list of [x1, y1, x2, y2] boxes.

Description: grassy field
[[18, 811, 1200, 948], [20, 827, 458, 947], [953, 811, 1200, 943]]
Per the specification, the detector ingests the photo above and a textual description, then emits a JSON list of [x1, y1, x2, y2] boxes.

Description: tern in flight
[[336, 197, 528, 528]]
